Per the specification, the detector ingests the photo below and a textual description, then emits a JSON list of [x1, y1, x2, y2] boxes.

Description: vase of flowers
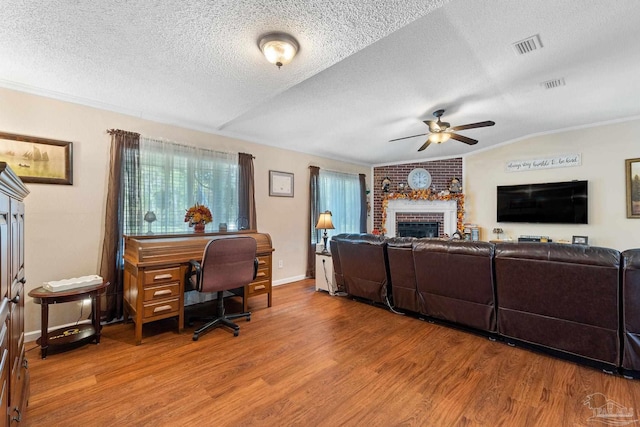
[[184, 203, 213, 233]]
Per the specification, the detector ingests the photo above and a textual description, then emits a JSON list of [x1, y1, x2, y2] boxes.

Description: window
[[314, 170, 362, 243], [123, 137, 238, 234]]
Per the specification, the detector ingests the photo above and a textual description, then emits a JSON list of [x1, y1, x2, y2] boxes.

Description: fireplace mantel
[[385, 199, 457, 238]]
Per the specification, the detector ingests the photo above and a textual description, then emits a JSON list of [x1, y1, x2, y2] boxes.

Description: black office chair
[[186, 236, 258, 340]]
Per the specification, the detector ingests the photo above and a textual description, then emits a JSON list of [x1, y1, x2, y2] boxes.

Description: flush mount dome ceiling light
[[258, 32, 299, 69]]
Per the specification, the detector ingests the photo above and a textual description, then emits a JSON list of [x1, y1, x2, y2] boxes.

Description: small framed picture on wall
[[269, 170, 294, 197]]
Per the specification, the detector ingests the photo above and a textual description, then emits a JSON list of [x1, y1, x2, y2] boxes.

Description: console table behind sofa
[[123, 232, 273, 345]]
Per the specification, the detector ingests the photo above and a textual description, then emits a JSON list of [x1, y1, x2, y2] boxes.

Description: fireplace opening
[[398, 222, 439, 238]]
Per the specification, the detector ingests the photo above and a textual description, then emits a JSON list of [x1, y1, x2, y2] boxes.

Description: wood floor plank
[[24, 279, 640, 426]]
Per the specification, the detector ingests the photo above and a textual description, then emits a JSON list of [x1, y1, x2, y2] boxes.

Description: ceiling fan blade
[[449, 121, 495, 132], [389, 133, 428, 143], [449, 133, 478, 145], [417, 140, 432, 151]]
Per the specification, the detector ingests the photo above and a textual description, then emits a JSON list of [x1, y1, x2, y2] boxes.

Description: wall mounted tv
[[497, 180, 588, 224]]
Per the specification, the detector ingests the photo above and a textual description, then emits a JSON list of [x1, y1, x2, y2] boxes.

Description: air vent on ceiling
[[541, 78, 566, 89], [512, 34, 543, 55]]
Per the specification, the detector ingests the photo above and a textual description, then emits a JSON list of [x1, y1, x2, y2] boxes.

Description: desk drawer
[[248, 280, 271, 296], [143, 298, 180, 319], [257, 255, 270, 269], [143, 267, 181, 284], [143, 282, 180, 302]]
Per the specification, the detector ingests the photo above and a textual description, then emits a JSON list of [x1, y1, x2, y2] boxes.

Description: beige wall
[[0, 87, 370, 339], [6, 83, 638, 340], [464, 119, 640, 250]]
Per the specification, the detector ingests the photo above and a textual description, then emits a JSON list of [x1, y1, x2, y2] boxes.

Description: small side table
[[28, 281, 109, 359], [315, 252, 335, 294]]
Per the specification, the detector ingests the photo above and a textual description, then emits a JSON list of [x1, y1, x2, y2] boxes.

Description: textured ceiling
[[2, 0, 640, 165]]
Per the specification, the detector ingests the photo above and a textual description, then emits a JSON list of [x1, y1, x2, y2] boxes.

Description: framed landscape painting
[[627, 158, 640, 218], [0, 132, 73, 185]]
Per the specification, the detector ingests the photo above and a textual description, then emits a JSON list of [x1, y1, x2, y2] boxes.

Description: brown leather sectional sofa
[[330, 234, 640, 376], [622, 249, 640, 376]]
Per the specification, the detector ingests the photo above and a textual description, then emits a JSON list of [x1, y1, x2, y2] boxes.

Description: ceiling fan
[[390, 109, 495, 151]]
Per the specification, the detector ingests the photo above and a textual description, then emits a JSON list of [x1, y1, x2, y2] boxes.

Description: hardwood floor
[[26, 279, 640, 426]]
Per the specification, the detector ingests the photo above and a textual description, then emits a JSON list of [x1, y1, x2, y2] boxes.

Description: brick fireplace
[[373, 158, 463, 232]]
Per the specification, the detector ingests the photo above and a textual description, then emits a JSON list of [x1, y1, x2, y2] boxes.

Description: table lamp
[[144, 211, 157, 234], [315, 210, 335, 254]]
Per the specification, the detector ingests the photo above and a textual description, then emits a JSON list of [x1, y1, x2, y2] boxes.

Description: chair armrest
[[253, 258, 258, 280], [185, 259, 202, 291]]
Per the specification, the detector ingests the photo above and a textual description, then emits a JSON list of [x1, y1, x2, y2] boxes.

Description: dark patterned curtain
[[306, 166, 320, 278], [359, 173, 367, 233], [238, 153, 257, 231], [100, 129, 140, 321]]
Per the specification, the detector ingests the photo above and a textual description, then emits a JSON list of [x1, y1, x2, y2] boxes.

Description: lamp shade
[[259, 33, 299, 68], [428, 132, 451, 144], [315, 211, 335, 230]]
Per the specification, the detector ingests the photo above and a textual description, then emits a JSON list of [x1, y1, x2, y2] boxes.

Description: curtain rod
[[107, 129, 140, 137], [311, 166, 362, 177], [106, 130, 255, 159]]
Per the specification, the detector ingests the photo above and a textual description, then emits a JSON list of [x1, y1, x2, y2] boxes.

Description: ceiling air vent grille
[[541, 78, 566, 89], [513, 34, 543, 55]]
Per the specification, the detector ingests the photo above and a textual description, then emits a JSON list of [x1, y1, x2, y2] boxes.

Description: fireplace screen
[[397, 222, 439, 238]]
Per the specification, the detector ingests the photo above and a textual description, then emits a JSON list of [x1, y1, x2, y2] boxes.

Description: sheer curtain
[[317, 170, 362, 242], [126, 137, 239, 234]]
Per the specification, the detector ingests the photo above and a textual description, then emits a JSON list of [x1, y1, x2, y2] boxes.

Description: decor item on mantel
[[380, 189, 464, 235], [185, 203, 213, 233], [381, 176, 391, 193]]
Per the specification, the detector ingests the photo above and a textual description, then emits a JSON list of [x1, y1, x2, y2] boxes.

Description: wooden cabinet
[[123, 232, 273, 345], [0, 163, 29, 425]]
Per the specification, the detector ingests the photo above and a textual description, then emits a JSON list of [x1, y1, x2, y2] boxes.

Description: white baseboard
[[25, 276, 309, 342], [273, 275, 307, 286]]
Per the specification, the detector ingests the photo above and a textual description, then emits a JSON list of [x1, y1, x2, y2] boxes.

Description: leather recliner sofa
[[386, 237, 420, 313], [622, 249, 640, 375], [413, 240, 497, 333], [330, 233, 390, 304], [494, 243, 621, 369]]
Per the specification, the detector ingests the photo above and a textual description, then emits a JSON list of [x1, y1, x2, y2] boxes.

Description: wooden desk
[[28, 282, 109, 359], [123, 232, 273, 345]]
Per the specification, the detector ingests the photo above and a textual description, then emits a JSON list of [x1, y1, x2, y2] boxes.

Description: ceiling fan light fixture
[[428, 132, 451, 144], [259, 32, 299, 69]]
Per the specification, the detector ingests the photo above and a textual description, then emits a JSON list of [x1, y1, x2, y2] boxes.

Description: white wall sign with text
[[506, 154, 581, 172]]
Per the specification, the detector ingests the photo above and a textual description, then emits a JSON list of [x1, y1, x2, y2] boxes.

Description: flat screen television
[[497, 180, 588, 224]]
